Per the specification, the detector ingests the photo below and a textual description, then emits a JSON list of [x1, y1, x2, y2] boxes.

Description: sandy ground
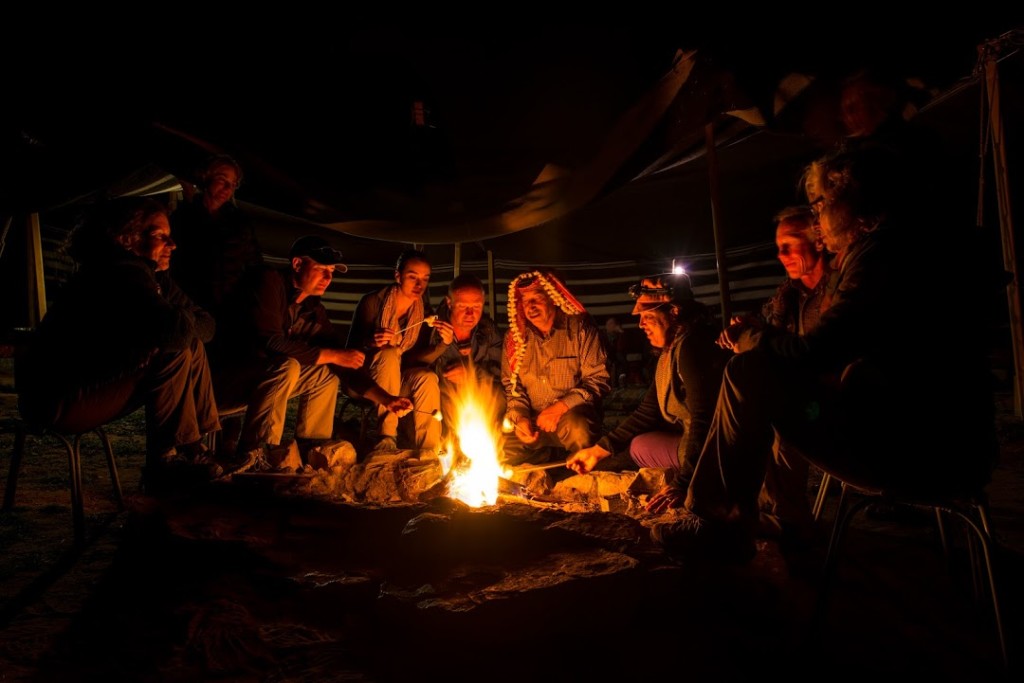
[[0, 376, 1022, 682]]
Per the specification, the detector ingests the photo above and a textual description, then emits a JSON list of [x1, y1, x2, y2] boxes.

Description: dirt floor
[[1, 370, 1022, 682]]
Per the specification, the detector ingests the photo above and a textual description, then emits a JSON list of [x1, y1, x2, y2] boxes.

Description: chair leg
[[811, 484, 1007, 671], [948, 503, 1009, 669], [95, 427, 124, 510], [3, 424, 27, 511], [814, 485, 874, 626], [5, 425, 124, 545], [54, 432, 86, 546]]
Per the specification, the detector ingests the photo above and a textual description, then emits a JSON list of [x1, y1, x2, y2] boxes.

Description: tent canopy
[[4, 19, 1019, 259]]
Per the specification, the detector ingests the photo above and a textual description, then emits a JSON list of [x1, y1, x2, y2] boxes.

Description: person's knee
[[370, 348, 401, 375], [309, 364, 340, 391], [406, 368, 439, 400], [264, 357, 302, 388]]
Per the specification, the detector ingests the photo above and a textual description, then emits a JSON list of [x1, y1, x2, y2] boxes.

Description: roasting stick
[[508, 461, 568, 473], [395, 315, 439, 335]]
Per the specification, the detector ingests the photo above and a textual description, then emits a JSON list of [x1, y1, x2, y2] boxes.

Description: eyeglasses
[[809, 195, 826, 218]]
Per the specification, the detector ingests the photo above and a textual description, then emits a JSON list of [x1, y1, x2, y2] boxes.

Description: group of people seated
[[16, 155, 413, 491], [19, 75, 1000, 564]]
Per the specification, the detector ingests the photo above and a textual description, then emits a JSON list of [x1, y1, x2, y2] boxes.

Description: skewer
[[508, 461, 567, 473], [395, 315, 439, 335], [413, 409, 443, 422]]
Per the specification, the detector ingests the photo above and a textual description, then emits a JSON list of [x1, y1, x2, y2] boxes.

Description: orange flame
[[441, 367, 505, 507]]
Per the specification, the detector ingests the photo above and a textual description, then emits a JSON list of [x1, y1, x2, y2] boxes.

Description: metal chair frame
[[814, 478, 1008, 669], [3, 420, 125, 545]]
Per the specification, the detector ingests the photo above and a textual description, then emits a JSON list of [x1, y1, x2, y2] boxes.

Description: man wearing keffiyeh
[[347, 249, 442, 455], [500, 270, 610, 466]]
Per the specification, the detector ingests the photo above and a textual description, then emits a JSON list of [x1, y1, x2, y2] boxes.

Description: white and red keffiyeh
[[504, 270, 586, 397]]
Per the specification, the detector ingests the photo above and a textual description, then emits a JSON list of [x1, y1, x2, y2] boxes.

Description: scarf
[[378, 284, 424, 354], [504, 270, 586, 397]]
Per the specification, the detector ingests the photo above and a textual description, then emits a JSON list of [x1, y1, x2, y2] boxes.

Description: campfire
[[299, 365, 647, 513], [438, 372, 506, 508]]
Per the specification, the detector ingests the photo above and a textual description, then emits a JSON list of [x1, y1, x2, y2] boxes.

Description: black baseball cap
[[289, 236, 348, 272]]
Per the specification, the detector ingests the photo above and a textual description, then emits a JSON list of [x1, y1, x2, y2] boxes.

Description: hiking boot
[[650, 510, 757, 564]]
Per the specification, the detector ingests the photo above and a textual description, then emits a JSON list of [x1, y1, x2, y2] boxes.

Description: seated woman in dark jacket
[[17, 197, 233, 483]]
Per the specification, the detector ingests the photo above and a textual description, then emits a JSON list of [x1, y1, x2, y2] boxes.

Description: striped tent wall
[[38, 225, 784, 338], [289, 241, 784, 336]]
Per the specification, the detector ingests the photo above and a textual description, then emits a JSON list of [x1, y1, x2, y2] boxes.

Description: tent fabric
[[3, 24, 1021, 309], [5, 23, 1015, 235]]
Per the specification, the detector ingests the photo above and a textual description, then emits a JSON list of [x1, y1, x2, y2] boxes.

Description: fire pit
[[233, 372, 676, 520]]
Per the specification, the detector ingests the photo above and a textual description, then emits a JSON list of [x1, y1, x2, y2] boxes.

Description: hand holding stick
[[395, 315, 439, 335]]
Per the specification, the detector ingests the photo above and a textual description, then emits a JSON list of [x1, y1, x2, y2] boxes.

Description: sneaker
[[206, 448, 260, 480], [369, 435, 399, 455], [650, 510, 757, 564], [245, 444, 295, 474]]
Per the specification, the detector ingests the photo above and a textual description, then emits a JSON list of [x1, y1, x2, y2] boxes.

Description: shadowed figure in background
[[170, 154, 265, 455], [170, 154, 264, 325], [600, 316, 628, 388], [500, 270, 610, 466], [647, 145, 999, 564], [567, 272, 727, 477]]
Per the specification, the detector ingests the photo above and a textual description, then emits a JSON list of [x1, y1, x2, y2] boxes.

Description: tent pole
[[487, 249, 496, 320], [705, 122, 731, 323], [983, 46, 1023, 419], [26, 213, 47, 326], [453, 242, 461, 277]]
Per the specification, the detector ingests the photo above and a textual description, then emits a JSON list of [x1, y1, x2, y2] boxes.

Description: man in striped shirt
[[500, 270, 610, 466]]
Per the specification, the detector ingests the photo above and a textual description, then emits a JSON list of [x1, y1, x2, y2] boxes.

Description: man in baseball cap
[[213, 234, 411, 471], [288, 235, 348, 272]]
